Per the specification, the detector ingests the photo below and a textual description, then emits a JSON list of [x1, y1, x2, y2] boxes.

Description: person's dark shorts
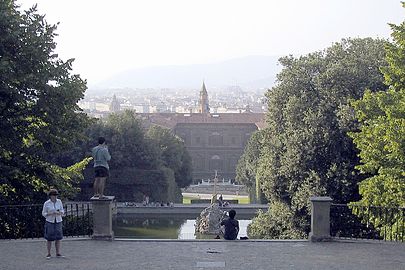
[[44, 221, 63, 241], [94, 166, 109, 177]]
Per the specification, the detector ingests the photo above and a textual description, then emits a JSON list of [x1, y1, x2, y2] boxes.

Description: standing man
[[92, 137, 111, 199]]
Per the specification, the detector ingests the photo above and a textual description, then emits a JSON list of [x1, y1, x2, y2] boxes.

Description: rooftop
[[138, 112, 266, 129]]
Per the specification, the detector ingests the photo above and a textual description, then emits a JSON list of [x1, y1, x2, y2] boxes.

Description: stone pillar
[[91, 196, 115, 240], [309, 196, 333, 242]]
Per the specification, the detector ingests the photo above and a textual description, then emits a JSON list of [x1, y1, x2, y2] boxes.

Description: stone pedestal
[[309, 196, 333, 242], [91, 196, 115, 241]]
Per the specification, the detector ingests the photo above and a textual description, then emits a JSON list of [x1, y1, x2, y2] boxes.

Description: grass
[[183, 197, 192, 204], [237, 197, 250, 204], [115, 226, 180, 239]]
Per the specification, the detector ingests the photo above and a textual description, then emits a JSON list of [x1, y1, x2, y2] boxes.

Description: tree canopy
[[147, 125, 192, 188], [349, 6, 405, 209], [0, 1, 90, 204], [235, 130, 265, 203], [248, 38, 388, 238], [72, 111, 192, 202]]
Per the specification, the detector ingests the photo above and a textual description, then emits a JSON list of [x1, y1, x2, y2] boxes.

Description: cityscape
[[80, 85, 268, 118]]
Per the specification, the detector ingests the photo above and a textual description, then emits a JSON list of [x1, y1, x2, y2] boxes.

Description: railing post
[[91, 196, 115, 241], [309, 196, 333, 242]]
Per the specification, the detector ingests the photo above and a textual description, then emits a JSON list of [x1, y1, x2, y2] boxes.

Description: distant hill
[[89, 55, 282, 92]]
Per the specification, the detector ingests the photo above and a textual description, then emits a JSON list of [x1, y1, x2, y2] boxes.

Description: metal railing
[[331, 204, 405, 242], [62, 203, 93, 238], [0, 202, 93, 240]]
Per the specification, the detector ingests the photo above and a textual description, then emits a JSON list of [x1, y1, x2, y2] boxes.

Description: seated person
[[220, 209, 239, 240]]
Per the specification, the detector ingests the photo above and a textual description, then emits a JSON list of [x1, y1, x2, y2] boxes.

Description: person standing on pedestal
[[92, 137, 111, 199]]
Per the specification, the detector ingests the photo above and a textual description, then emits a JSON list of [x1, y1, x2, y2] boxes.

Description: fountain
[[195, 170, 227, 235]]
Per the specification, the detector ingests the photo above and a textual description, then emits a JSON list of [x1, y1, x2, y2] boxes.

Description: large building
[[138, 83, 265, 183]]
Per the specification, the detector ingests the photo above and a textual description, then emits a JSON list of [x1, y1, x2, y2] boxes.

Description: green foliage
[[349, 205, 404, 241], [251, 38, 388, 238], [47, 157, 92, 200], [348, 8, 405, 240], [349, 90, 405, 205], [161, 167, 183, 203], [0, 205, 45, 239], [247, 202, 307, 239], [103, 111, 160, 170], [0, 1, 90, 204], [76, 112, 191, 202], [235, 131, 265, 203], [104, 168, 168, 202], [147, 125, 193, 188]]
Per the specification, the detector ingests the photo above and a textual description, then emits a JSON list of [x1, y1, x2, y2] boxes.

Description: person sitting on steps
[[220, 209, 239, 240]]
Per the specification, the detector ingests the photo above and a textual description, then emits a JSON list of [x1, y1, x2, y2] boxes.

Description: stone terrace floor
[[1, 238, 404, 270]]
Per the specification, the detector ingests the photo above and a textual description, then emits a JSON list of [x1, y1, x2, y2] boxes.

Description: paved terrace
[[1, 239, 404, 270]]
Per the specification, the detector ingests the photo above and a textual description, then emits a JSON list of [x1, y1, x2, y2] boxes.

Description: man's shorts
[[94, 166, 109, 178]]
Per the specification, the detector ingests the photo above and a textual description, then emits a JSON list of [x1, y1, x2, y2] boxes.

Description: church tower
[[109, 94, 120, 113], [198, 81, 210, 113]]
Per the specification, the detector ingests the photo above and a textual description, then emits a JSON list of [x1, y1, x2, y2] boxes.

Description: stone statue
[[195, 203, 227, 235], [195, 170, 226, 235], [210, 193, 217, 204]]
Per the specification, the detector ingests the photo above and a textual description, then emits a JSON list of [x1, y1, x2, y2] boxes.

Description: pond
[[113, 213, 252, 239]]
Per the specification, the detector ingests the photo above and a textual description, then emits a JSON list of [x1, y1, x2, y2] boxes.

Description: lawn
[[182, 194, 250, 204]]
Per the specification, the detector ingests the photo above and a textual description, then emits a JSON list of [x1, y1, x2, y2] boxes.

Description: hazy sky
[[17, 0, 404, 86]]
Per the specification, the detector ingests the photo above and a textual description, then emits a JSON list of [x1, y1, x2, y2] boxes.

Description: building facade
[[174, 120, 261, 181], [139, 112, 265, 183]]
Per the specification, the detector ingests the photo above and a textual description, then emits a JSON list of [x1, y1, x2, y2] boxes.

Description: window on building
[[209, 132, 223, 146], [193, 157, 205, 170], [209, 155, 223, 171]]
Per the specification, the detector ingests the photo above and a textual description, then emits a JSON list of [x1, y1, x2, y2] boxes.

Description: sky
[[17, 0, 404, 86]]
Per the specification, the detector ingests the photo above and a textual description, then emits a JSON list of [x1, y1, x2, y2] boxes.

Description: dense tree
[[147, 125, 193, 188], [350, 91, 405, 207], [73, 112, 191, 202], [248, 38, 388, 238], [0, 1, 90, 203], [349, 6, 405, 239], [102, 111, 160, 170], [247, 201, 307, 239], [235, 131, 265, 203]]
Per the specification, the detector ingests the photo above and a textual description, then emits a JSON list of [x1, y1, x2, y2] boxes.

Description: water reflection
[[114, 214, 251, 239]]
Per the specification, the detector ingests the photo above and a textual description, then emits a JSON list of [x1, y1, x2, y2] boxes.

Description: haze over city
[[17, 0, 403, 90]]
